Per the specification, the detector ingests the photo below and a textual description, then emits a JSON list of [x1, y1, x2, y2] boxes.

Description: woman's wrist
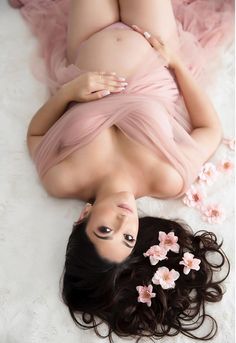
[[169, 56, 185, 71], [60, 83, 75, 103]]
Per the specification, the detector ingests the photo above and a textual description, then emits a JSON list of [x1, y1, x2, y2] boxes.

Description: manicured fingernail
[[144, 31, 151, 39], [102, 90, 110, 96]]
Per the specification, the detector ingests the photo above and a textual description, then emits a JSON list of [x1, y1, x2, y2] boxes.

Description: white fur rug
[[0, 1, 234, 342]]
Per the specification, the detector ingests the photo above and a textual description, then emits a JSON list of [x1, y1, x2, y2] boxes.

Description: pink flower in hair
[[159, 231, 180, 253], [201, 203, 226, 224], [143, 245, 168, 265], [136, 285, 156, 307], [183, 185, 206, 209], [152, 267, 180, 289], [223, 138, 235, 151], [179, 252, 201, 275], [217, 158, 234, 174], [197, 162, 219, 186]]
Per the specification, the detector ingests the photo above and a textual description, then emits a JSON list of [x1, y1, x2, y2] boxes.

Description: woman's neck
[[94, 173, 136, 201], [92, 166, 150, 202]]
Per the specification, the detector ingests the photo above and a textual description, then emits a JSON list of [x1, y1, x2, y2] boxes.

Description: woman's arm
[[132, 24, 223, 162], [27, 87, 71, 136], [132, 25, 222, 133], [171, 59, 223, 161], [171, 60, 222, 132], [27, 71, 127, 137]]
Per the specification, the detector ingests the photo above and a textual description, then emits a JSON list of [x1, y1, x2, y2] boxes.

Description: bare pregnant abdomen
[[75, 28, 153, 79]]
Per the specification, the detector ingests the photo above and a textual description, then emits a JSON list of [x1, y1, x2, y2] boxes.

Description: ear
[[78, 203, 92, 221]]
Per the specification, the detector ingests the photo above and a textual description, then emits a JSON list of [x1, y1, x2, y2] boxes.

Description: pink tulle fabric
[[18, 0, 234, 199]]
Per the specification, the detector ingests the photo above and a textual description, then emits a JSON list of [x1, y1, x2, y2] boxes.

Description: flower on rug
[[223, 138, 235, 151], [136, 285, 156, 307], [158, 231, 180, 253], [183, 185, 206, 209], [143, 245, 168, 265], [179, 252, 201, 275], [197, 162, 219, 185], [152, 267, 180, 289], [217, 158, 234, 174], [201, 203, 226, 224]]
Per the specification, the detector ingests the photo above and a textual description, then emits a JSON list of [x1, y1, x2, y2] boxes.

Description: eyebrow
[[93, 232, 133, 249]]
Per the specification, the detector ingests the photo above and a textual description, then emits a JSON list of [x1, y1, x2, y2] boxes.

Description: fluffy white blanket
[[0, 2, 234, 342]]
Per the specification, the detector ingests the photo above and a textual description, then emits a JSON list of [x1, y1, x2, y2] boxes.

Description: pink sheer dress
[[17, 0, 234, 199]]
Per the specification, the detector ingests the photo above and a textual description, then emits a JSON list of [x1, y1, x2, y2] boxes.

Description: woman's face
[[80, 192, 139, 262]]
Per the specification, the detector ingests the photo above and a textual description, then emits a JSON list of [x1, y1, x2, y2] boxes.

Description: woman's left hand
[[131, 24, 182, 69]]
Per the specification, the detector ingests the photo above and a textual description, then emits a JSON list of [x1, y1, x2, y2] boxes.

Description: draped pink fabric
[[19, 0, 234, 199]]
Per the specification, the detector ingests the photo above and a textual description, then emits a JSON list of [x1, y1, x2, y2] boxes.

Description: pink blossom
[[217, 158, 234, 174], [143, 245, 168, 265], [179, 252, 201, 275], [201, 203, 226, 224], [197, 162, 219, 186], [183, 185, 206, 209], [136, 285, 156, 307], [159, 231, 180, 253], [152, 267, 180, 289], [223, 138, 235, 151]]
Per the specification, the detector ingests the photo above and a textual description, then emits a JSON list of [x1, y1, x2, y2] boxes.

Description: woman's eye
[[124, 234, 135, 242], [98, 226, 111, 234]]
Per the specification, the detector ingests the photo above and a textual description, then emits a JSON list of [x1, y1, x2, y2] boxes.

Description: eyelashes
[[97, 226, 135, 243], [98, 226, 111, 234], [124, 234, 135, 243]]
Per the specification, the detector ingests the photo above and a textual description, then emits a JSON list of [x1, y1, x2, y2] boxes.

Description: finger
[[86, 90, 111, 101], [131, 24, 149, 37], [94, 83, 126, 93], [110, 87, 126, 93], [98, 80, 128, 89], [131, 24, 142, 33], [131, 24, 164, 45], [95, 71, 118, 77], [95, 72, 127, 83]]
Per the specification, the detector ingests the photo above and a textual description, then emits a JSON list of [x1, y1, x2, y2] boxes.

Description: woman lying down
[[10, 0, 233, 341]]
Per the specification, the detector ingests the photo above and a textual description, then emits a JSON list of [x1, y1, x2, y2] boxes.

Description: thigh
[[67, 0, 120, 63], [119, 0, 179, 47]]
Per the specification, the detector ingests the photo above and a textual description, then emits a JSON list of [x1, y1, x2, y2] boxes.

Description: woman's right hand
[[62, 70, 128, 102], [131, 24, 182, 69]]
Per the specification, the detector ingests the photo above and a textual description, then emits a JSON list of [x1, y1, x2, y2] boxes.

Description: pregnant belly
[[75, 27, 153, 79]]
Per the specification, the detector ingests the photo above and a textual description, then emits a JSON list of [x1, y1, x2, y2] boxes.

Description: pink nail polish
[[144, 31, 151, 39], [102, 90, 110, 96]]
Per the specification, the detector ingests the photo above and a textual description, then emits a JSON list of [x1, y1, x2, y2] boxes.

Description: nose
[[113, 213, 128, 232], [117, 213, 128, 221]]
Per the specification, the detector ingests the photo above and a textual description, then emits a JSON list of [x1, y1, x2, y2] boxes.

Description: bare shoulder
[[41, 163, 80, 198]]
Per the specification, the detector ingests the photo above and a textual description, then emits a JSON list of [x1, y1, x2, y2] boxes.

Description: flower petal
[[158, 231, 166, 242]]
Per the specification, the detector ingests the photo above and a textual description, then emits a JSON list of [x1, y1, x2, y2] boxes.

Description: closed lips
[[118, 204, 133, 213]]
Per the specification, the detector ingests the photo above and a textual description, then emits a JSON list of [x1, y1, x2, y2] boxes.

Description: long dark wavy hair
[[61, 216, 230, 342]]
